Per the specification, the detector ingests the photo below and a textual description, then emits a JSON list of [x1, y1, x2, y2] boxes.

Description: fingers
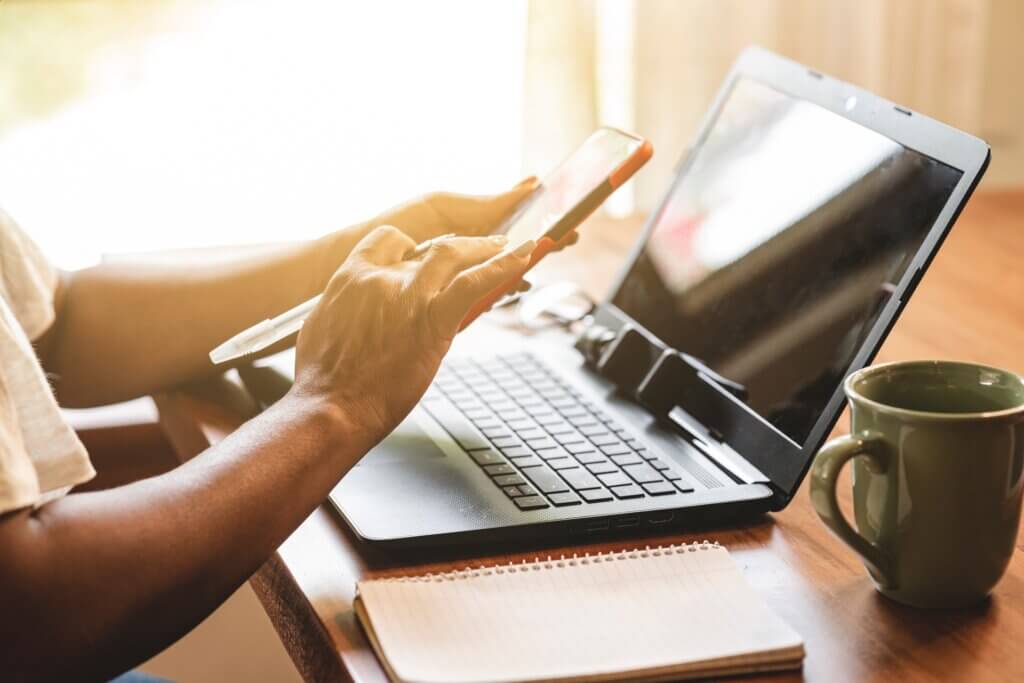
[[431, 240, 535, 334], [427, 176, 540, 236], [415, 235, 510, 291], [350, 225, 416, 266]]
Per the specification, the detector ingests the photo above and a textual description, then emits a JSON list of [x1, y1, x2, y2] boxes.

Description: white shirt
[[0, 209, 94, 514]]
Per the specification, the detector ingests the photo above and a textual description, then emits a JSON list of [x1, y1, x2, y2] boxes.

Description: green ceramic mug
[[810, 360, 1024, 608]]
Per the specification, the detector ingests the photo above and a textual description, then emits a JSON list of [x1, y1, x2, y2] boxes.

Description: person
[[0, 178, 547, 681]]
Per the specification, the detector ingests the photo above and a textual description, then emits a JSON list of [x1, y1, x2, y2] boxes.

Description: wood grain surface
[[156, 190, 1024, 683]]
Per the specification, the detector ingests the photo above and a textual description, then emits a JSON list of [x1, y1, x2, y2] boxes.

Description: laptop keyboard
[[422, 352, 697, 510]]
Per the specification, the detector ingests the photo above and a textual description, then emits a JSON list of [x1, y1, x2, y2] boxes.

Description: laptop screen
[[611, 77, 963, 445]]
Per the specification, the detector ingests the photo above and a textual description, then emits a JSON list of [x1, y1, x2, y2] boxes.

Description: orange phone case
[[459, 235, 560, 331], [458, 132, 652, 331]]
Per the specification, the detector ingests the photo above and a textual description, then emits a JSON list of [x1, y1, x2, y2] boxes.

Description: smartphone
[[460, 126, 653, 329]]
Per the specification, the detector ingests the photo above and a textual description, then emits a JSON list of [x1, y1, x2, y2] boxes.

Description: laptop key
[[579, 488, 614, 503], [520, 466, 570, 494], [506, 418, 536, 430], [565, 442, 597, 456], [586, 461, 618, 475], [518, 484, 538, 496], [610, 484, 644, 499], [491, 436, 522, 449], [674, 478, 696, 493], [514, 495, 550, 510], [500, 445, 532, 458], [579, 424, 610, 437], [650, 459, 670, 470], [609, 453, 643, 466], [599, 443, 632, 456], [468, 448, 504, 466], [423, 399, 491, 451], [502, 485, 525, 498], [484, 463, 516, 476], [554, 431, 586, 445], [567, 414, 598, 427], [508, 454, 543, 468], [589, 433, 620, 446], [560, 468, 601, 490], [535, 446, 569, 461], [574, 450, 608, 465], [543, 420, 574, 433], [516, 428, 548, 441], [548, 491, 582, 506], [493, 473, 526, 487], [482, 426, 513, 439], [558, 406, 588, 418], [623, 463, 663, 484], [526, 436, 557, 450], [597, 472, 631, 488], [546, 457, 578, 470], [642, 481, 677, 496], [470, 415, 501, 428]]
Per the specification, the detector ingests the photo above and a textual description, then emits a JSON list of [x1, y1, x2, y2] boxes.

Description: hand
[[311, 179, 578, 310], [367, 178, 582, 248], [292, 226, 534, 446], [370, 177, 538, 243]]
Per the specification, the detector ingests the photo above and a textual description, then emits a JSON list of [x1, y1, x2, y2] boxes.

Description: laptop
[[241, 47, 989, 547]]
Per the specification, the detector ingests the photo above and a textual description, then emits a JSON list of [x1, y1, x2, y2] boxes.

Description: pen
[[208, 233, 457, 365]]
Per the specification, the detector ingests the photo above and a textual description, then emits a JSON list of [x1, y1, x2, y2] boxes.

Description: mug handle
[[809, 434, 896, 589]]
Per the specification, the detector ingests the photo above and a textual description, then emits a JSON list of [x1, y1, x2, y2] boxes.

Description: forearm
[[43, 226, 370, 407], [0, 390, 370, 682]]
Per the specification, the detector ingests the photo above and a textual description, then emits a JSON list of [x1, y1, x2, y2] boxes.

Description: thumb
[[428, 176, 540, 236], [430, 240, 535, 335]]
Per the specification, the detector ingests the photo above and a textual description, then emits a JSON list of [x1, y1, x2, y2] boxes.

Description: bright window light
[[0, 1, 528, 269]]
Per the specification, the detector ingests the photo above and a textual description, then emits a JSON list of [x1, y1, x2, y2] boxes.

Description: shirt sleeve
[[0, 366, 41, 515], [0, 209, 59, 342]]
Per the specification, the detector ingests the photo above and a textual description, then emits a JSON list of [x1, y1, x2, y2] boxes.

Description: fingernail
[[512, 240, 535, 257], [516, 176, 539, 189], [489, 234, 509, 245]]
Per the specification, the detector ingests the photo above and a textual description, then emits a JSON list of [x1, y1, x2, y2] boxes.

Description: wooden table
[[157, 190, 1024, 683]]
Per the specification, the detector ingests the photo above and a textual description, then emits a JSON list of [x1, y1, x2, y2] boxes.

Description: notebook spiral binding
[[383, 540, 721, 583]]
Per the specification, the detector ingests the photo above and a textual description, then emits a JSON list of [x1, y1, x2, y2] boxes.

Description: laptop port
[[614, 516, 640, 529], [647, 512, 674, 525], [586, 520, 610, 533]]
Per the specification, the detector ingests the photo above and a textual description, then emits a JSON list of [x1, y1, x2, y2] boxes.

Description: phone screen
[[499, 128, 645, 246]]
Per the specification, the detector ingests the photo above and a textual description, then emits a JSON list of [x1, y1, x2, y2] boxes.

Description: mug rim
[[844, 360, 1024, 422]]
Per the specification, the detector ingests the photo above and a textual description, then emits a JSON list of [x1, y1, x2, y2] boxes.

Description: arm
[[0, 226, 533, 682], [38, 182, 537, 408], [40, 230, 358, 407]]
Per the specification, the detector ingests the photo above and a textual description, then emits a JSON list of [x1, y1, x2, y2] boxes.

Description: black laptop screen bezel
[[594, 46, 990, 504]]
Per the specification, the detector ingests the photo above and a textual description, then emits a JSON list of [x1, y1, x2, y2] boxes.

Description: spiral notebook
[[354, 542, 804, 683]]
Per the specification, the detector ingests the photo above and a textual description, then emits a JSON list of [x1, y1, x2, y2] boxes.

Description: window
[[0, 1, 528, 268]]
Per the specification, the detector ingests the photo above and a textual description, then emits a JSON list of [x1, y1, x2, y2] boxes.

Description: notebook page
[[357, 543, 803, 683]]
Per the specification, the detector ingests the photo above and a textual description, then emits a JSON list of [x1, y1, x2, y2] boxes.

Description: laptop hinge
[[576, 322, 784, 495]]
